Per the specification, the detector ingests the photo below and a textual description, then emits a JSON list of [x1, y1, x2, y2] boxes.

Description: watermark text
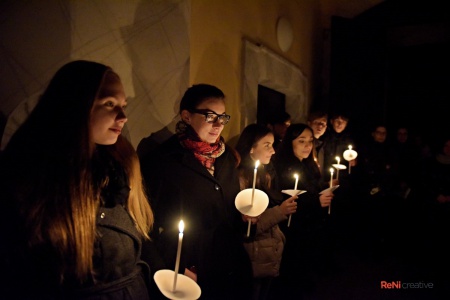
[[380, 281, 434, 289]]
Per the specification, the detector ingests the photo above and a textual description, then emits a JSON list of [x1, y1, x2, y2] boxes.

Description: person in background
[[0, 60, 154, 299], [359, 124, 392, 197], [307, 110, 328, 173], [139, 84, 253, 299], [318, 111, 357, 240], [419, 135, 450, 288], [272, 123, 334, 299], [235, 123, 297, 300], [357, 123, 400, 257], [266, 111, 291, 152], [388, 126, 418, 199], [322, 111, 356, 179]]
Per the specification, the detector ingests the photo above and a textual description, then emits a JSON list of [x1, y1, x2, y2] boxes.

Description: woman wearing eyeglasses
[[140, 84, 252, 299]]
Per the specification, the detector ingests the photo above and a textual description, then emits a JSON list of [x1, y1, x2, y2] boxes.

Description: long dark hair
[[235, 124, 274, 190], [276, 123, 320, 179]]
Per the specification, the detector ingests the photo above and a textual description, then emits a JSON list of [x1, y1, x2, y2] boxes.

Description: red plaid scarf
[[176, 121, 225, 175]]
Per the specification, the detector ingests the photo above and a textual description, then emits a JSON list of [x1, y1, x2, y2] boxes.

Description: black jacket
[[140, 135, 252, 299], [0, 153, 151, 300]]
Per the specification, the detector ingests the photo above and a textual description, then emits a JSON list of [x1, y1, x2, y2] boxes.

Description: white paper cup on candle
[[235, 188, 269, 216], [154, 269, 201, 300], [235, 188, 269, 237]]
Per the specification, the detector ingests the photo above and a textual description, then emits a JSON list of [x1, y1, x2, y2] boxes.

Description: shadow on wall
[[121, 0, 190, 148], [0, 1, 73, 150]]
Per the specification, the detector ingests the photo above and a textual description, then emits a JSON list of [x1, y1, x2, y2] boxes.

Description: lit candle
[[251, 160, 260, 206], [294, 173, 299, 191], [335, 156, 341, 180], [328, 168, 334, 215], [173, 220, 184, 292], [288, 174, 299, 227], [348, 145, 353, 174], [329, 168, 334, 188], [248, 160, 260, 237]]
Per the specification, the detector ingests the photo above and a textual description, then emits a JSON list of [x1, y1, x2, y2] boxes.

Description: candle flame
[[330, 167, 334, 174], [349, 145, 352, 150], [294, 173, 299, 179], [255, 160, 260, 169], [178, 220, 184, 233]]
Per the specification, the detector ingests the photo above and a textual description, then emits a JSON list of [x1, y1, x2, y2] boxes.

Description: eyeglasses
[[189, 109, 231, 125]]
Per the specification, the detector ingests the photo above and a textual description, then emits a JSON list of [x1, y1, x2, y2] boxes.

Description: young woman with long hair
[[0, 60, 154, 299], [235, 123, 297, 300]]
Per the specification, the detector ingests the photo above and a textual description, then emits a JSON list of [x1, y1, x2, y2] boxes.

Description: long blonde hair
[[108, 135, 154, 238], [1, 61, 153, 284]]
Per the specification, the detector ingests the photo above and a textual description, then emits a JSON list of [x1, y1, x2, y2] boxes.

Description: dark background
[[324, 0, 450, 149]]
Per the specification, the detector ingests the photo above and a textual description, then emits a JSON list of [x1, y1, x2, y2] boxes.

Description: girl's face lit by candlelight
[[292, 128, 313, 161], [90, 71, 127, 146], [182, 98, 226, 144], [250, 133, 275, 165]]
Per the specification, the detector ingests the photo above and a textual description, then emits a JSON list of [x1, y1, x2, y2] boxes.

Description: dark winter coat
[[0, 154, 151, 300], [243, 205, 286, 278], [140, 135, 253, 299], [322, 129, 355, 180], [274, 155, 331, 294]]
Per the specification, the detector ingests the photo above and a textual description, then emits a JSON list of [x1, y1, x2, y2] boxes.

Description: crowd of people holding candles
[[1, 60, 449, 299]]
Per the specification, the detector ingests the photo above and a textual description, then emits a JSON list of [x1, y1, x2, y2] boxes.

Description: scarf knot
[[176, 121, 225, 175]]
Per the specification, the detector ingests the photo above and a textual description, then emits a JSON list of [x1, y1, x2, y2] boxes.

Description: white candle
[[251, 160, 260, 206], [173, 220, 184, 292], [348, 145, 353, 174], [328, 168, 334, 215], [247, 160, 260, 237], [288, 174, 299, 227], [329, 168, 334, 188], [335, 156, 340, 180]]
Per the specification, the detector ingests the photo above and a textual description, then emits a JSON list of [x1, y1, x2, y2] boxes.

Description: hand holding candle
[[287, 174, 299, 227], [173, 220, 184, 292]]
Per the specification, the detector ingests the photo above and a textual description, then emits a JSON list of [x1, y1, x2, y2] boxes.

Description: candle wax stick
[[251, 160, 260, 206], [329, 169, 334, 188], [336, 157, 340, 180], [247, 219, 251, 237], [288, 174, 299, 227], [328, 169, 334, 215], [348, 146, 352, 174], [173, 221, 184, 292]]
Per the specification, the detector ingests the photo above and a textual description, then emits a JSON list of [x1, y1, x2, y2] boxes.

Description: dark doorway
[[257, 85, 286, 125]]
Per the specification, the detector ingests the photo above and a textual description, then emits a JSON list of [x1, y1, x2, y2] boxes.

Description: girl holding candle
[[235, 124, 297, 300], [272, 123, 335, 299], [140, 84, 252, 299], [0, 61, 154, 298]]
